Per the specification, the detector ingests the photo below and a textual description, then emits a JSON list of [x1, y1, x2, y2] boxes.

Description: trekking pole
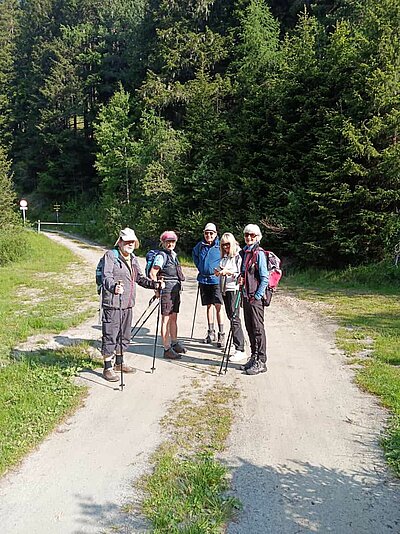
[[219, 327, 234, 375], [219, 289, 242, 375], [98, 289, 103, 325], [131, 295, 158, 340], [151, 290, 162, 373], [190, 284, 200, 338], [118, 281, 125, 391]]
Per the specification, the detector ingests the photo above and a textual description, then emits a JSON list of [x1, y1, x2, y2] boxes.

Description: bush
[[0, 228, 30, 266]]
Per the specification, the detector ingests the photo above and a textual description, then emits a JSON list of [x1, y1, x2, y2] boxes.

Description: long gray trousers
[[101, 307, 133, 358]]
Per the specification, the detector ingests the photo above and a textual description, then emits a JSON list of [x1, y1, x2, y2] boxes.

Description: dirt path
[[0, 232, 399, 533]]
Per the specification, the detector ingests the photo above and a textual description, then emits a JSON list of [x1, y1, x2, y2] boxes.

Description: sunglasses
[[244, 233, 257, 238], [123, 240, 135, 245], [204, 231, 215, 235], [222, 243, 230, 247]]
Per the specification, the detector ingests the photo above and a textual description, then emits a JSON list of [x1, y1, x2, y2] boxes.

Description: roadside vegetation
[[123, 379, 241, 532], [0, 345, 98, 476], [0, 229, 99, 476], [0, 230, 97, 364], [284, 261, 400, 476]]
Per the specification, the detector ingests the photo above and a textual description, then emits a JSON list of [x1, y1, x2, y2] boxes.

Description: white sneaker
[[229, 350, 246, 362]]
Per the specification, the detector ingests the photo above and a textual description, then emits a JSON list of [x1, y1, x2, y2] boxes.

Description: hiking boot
[[172, 341, 187, 354], [203, 330, 216, 344], [217, 332, 225, 348], [103, 368, 119, 382], [246, 360, 267, 375], [163, 347, 182, 360], [114, 363, 136, 374], [240, 355, 256, 371], [229, 350, 246, 363]]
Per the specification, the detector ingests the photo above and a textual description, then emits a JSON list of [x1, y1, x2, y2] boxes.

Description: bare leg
[[161, 314, 171, 349], [169, 313, 178, 341], [206, 304, 214, 325], [215, 303, 223, 326]]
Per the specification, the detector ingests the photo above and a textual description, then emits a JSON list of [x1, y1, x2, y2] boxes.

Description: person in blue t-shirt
[[192, 223, 225, 346]]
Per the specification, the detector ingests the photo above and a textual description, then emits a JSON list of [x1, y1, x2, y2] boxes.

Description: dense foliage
[[0, 0, 399, 266], [0, 142, 26, 265]]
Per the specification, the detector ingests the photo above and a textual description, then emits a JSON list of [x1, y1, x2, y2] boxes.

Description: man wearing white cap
[[192, 223, 224, 345], [239, 224, 269, 375], [100, 227, 164, 381]]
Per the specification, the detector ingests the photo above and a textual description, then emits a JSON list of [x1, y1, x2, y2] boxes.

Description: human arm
[[150, 254, 165, 295], [254, 251, 269, 300], [102, 251, 124, 294], [192, 243, 200, 269]]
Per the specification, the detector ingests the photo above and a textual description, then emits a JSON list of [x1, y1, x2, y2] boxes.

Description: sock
[[218, 324, 224, 334], [115, 355, 123, 365], [171, 339, 177, 346], [208, 323, 215, 333], [104, 360, 112, 370]]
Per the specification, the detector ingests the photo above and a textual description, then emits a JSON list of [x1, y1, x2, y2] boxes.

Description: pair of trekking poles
[[117, 289, 161, 392], [190, 284, 242, 375], [130, 293, 160, 374]]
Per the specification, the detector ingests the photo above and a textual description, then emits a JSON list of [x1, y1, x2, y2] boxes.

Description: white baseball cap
[[204, 222, 217, 233]]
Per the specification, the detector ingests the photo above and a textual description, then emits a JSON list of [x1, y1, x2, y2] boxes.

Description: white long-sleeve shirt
[[219, 253, 242, 294]]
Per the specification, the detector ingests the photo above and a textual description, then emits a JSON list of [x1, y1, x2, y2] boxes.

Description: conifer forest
[[0, 0, 399, 266]]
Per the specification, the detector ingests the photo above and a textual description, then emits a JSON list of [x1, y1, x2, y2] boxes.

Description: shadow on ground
[[224, 458, 400, 533]]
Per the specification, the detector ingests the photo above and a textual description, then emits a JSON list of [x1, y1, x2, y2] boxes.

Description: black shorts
[[161, 290, 181, 316], [199, 283, 223, 306]]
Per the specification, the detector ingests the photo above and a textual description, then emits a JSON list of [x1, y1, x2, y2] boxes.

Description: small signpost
[[53, 203, 61, 223], [19, 199, 28, 225]]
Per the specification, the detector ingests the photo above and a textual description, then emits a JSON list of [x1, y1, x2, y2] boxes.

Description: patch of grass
[[0, 230, 97, 364], [0, 344, 100, 476], [128, 380, 241, 532], [141, 450, 239, 533], [284, 262, 400, 476]]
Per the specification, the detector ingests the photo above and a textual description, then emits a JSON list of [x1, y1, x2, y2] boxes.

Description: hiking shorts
[[199, 283, 223, 306], [161, 290, 181, 316]]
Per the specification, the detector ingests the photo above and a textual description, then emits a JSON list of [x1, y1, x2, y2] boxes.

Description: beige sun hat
[[115, 227, 138, 245]]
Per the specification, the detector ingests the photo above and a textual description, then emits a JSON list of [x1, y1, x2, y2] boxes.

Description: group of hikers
[[99, 222, 279, 382]]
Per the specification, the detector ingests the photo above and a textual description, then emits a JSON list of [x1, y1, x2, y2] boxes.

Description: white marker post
[[20, 199, 28, 225]]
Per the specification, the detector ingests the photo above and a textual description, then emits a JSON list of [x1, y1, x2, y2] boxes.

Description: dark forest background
[[0, 0, 399, 266]]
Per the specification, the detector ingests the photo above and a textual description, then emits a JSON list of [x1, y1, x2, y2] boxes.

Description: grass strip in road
[[284, 262, 400, 476], [124, 379, 241, 533], [0, 230, 97, 364], [0, 345, 99, 476]]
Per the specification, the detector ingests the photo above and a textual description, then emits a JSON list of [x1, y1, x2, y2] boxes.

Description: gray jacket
[[101, 249, 157, 309]]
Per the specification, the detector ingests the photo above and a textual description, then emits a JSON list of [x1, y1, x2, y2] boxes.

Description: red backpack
[[257, 249, 282, 306]]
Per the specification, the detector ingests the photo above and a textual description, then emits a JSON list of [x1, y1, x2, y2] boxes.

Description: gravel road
[[0, 232, 398, 534]]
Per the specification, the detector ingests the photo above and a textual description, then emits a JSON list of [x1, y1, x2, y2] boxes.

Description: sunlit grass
[[0, 230, 97, 364], [126, 381, 241, 532], [0, 344, 100, 476]]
